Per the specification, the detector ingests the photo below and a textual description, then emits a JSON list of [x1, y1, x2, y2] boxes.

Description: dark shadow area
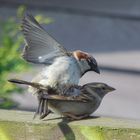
[[43, 115, 100, 140], [100, 66, 140, 76], [58, 119, 76, 140], [57, 116, 100, 140], [43, 116, 76, 140], [44, 115, 100, 122], [2, 0, 140, 21], [77, 115, 100, 120], [2, 1, 140, 21], [1, 2, 140, 53], [43, 116, 63, 121]]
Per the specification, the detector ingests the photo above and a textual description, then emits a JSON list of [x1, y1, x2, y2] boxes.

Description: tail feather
[[8, 79, 31, 85], [8, 79, 43, 89]]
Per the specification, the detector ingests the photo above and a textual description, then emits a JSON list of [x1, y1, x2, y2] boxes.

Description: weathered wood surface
[[0, 109, 140, 140]]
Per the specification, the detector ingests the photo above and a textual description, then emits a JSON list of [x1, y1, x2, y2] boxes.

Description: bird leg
[[40, 110, 52, 119], [62, 112, 89, 120]]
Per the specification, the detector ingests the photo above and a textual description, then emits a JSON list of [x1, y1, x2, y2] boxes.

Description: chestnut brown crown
[[73, 50, 100, 75]]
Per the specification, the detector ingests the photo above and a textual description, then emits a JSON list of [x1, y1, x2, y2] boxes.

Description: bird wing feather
[[21, 13, 69, 65], [46, 94, 89, 102]]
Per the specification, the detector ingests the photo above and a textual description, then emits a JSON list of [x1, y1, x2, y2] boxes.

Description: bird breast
[[39, 56, 81, 88]]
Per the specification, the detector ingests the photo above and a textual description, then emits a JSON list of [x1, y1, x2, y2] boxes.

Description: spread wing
[[21, 13, 69, 64]]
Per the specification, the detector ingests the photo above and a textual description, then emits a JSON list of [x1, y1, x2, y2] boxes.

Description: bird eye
[[102, 87, 106, 90], [87, 58, 92, 64]]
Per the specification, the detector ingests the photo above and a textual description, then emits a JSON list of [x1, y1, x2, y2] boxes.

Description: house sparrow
[[21, 13, 100, 95], [8, 79, 115, 120], [41, 82, 115, 120]]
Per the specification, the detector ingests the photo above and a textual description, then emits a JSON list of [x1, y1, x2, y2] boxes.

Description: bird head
[[83, 82, 115, 98], [72, 50, 100, 76]]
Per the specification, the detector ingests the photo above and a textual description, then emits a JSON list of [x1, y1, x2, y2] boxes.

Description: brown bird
[[41, 82, 115, 120], [8, 79, 115, 120]]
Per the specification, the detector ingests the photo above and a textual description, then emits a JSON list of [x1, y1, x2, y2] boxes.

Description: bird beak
[[108, 86, 116, 92], [93, 66, 100, 74]]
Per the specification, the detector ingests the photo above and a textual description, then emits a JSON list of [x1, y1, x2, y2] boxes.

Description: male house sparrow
[[8, 79, 115, 120], [21, 13, 100, 95]]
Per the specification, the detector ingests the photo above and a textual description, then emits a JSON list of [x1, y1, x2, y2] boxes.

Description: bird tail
[[8, 79, 42, 89]]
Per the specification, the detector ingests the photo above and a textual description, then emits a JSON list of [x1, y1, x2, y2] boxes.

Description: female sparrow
[[8, 79, 115, 120]]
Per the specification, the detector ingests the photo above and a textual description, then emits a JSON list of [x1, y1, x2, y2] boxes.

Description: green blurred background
[[0, 6, 53, 108]]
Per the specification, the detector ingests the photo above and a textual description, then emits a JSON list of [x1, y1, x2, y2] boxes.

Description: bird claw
[[63, 112, 89, 121]]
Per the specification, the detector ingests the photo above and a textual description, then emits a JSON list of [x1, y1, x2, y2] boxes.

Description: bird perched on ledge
[[8, 79, 115, 120], [47, 83, 115, 120], [21, 13, 100, 95]]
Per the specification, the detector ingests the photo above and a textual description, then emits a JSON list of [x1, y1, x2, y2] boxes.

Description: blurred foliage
[[0, 6, 53, 109]]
